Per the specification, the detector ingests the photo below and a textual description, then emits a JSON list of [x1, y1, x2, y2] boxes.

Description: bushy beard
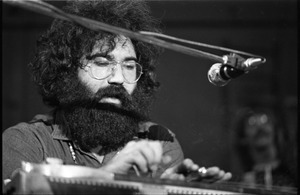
[[58, 75, 152, 154]]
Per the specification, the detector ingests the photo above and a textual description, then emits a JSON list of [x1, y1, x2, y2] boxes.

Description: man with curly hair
[[3, 0, 231, 184]]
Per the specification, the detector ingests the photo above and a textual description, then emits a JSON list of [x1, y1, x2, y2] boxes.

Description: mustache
[[93, 85, 133, 105], [61, 85, 132, 107]]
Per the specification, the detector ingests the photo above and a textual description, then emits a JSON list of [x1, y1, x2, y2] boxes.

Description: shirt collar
[[51, 109, 72, 141]]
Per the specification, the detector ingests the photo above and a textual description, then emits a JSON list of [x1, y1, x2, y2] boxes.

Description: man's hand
[[102, 140, 163, 175], [102, 140, 232, 183], [161, 158, 232, 183]]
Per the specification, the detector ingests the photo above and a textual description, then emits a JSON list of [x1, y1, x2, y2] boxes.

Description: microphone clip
[[222, 53, 265, 72]]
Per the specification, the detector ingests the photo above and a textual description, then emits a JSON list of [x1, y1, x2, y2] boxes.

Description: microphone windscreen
[[207, 63, 230, 87]]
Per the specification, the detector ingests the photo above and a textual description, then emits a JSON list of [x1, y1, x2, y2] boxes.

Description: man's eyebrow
[[123, 57, 137, 62], [86, 53, 112, 60]]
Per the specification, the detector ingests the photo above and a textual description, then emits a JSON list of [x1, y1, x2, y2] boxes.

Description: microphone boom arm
[[3, 0, 266, 67]]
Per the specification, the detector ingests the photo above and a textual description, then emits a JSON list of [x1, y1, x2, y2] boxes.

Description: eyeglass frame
[[84, 57, 143, 84]]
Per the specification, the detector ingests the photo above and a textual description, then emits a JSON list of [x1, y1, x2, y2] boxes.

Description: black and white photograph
[[2, 0, 298, 194]]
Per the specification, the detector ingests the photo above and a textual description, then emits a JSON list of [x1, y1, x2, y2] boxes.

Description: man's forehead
[[91, 36, 132, 55]]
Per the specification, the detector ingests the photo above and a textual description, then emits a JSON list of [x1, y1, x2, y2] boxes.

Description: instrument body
[[3, 161, 297, 195]]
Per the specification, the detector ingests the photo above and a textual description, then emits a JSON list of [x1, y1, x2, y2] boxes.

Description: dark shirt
[[2, 110, 184, 181]]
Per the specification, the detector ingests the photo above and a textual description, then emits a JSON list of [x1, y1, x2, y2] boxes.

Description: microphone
[[207, 55, 265, 87]]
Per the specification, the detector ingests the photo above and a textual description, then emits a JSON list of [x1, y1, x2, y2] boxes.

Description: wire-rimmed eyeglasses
[[85, 58, 143, 84]]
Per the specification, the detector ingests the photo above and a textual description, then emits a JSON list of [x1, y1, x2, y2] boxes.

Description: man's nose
[[107, 64, 124, 85]]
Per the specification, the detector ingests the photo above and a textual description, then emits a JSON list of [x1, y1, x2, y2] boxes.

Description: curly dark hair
[[29, 0, 163, 107]]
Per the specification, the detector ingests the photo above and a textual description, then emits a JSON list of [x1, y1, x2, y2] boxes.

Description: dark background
[[2, 0, 298, 186]]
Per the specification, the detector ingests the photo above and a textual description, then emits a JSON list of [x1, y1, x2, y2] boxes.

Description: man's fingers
[[144, 141, 163, 170], [137, 141, 162, 171], [119, 140, 163, 172], [217, 172, 232, 182], [130, 151, 148, 173], [176, 158, 194, 174], [206, 166, 220, 175], [199, 167, 232, 183]]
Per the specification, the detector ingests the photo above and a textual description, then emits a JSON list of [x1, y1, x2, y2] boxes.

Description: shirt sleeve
[[2, 125, 44, 180]]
